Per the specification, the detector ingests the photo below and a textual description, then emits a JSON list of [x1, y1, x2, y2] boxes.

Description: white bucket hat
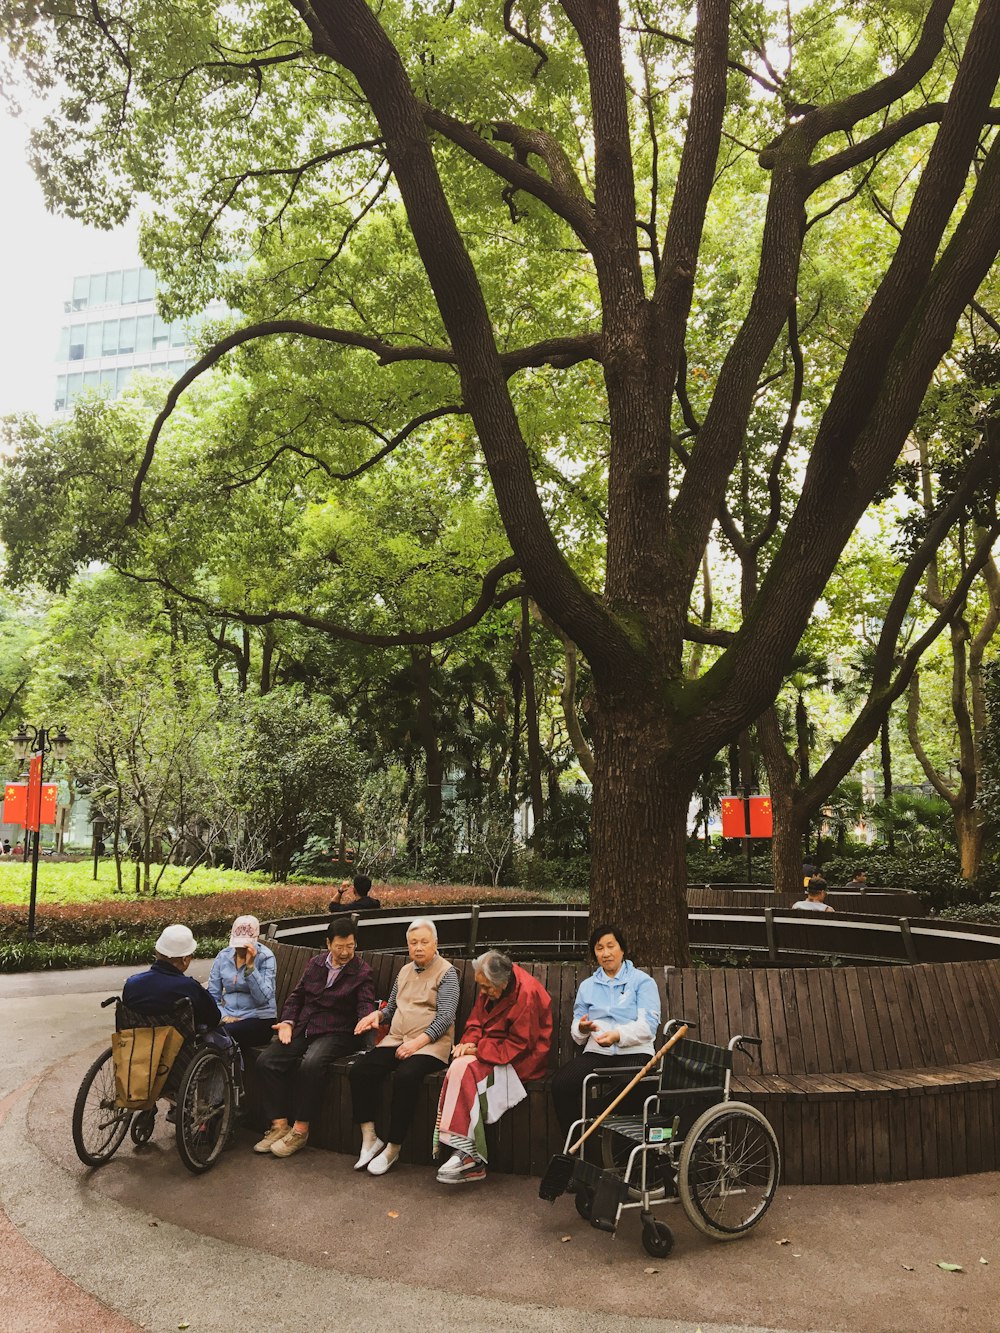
[[155, 924, 198, 957]]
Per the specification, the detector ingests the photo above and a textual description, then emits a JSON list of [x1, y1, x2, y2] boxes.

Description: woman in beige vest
[[351, 917, 459, 1176]]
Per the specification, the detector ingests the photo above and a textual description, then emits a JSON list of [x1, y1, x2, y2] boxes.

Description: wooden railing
[[265, 901, 1000, 966]]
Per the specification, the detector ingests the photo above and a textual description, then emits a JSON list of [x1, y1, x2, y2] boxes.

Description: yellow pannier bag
[[111, 1025, 186, 1110]]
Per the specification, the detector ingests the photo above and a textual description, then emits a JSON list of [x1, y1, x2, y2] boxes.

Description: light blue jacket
[[207, 944, 277, 1021], [572, 959, 661, 1056]]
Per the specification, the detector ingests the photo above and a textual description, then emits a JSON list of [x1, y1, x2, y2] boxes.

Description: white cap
[[229, 915, 260, 948], [155, 924, 198, 957]]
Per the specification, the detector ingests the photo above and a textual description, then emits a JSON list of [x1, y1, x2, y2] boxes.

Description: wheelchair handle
[[100, 996, 119, 1008]]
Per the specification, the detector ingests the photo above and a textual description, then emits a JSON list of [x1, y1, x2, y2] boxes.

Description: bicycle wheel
[[677, 1102, 779, 1240], [175, 1046, 234, 1174], [72, 1048, 132, 1167]]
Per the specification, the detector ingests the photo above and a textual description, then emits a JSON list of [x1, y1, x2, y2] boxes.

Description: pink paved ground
[[0, 1080, 138, 1333], [26, 1044, 1000, 1333]]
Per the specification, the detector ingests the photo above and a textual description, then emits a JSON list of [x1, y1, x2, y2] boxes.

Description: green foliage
[[0, 860, 266, 906]]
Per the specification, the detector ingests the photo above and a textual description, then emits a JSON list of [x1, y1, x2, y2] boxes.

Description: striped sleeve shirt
[[383, 961, 460, 1044]]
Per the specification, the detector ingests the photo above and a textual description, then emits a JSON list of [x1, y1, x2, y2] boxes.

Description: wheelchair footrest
[[590, 1170, 632, 1233]]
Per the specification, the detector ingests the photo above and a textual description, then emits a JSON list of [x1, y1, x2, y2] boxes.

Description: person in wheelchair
[[123, 924, 222, 1031], [550, 923, 661, 1137]]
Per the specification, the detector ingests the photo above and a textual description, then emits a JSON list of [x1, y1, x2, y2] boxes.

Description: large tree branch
[[121, 557, 525, 648], [297, 0, 637, 677], [420, 105, 596, 245], [127, 322, 600, 522], [809, 104, 1000, 190]]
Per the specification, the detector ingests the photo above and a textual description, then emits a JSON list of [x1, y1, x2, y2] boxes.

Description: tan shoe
[[271, 1127, 309, 1158], [253, 1124, 291, 1154]]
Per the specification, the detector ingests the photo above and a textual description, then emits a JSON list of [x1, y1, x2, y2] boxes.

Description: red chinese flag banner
[[25, 753, 43, 833], [40, 784, 58, 827], [749, 796, 774, 838], [3, 783, 27, 825], [721, 797, 747, 838]]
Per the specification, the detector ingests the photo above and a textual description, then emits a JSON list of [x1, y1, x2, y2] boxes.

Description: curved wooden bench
[[248, 941, 1000, 1184]]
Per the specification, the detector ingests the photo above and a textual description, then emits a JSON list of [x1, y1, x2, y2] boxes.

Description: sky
[[0, 107, 140, 419]]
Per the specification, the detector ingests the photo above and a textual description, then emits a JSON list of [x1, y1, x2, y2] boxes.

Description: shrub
[[512, 851, 589, 895]]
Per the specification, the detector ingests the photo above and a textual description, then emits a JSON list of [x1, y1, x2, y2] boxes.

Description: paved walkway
[[1, 968, 998, 1332]]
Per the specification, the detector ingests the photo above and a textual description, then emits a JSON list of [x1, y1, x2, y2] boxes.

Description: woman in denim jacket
[[551, 922, 661, 1135], [207, 915, 277, 1050]]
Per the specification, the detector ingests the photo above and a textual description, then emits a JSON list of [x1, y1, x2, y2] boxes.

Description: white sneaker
[[367, 1147, 398, 1176], [354, 1137, 385, 1171]]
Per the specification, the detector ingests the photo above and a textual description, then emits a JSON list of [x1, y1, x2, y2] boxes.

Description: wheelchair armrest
[[646, 1085, 726, 1106], [582, 1063, 649, 1090]]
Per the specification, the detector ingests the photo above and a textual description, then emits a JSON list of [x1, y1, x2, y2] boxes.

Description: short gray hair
[[406, 916, 438, 941], [474, 949, 514, 988]]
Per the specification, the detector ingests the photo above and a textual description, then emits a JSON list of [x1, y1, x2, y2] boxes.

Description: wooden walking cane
[[538, 1024, 689, 1200]]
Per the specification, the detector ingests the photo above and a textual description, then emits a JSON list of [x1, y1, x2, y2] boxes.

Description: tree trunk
[[411, 649, 444, 836], [880, 718, 895, 854], [517, 597, 545, 837], [588, 706, 692, 967], [755, 708, 803, 896], [955, 801, 985, 879]]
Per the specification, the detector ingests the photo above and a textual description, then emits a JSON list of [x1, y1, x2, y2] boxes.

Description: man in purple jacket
[[253, 917, 375, 1159]]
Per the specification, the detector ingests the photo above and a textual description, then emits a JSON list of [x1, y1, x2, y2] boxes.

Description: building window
[[72, 276, 89, 311], [69, 332, 85, 361], [105, 270, 122, 306], [103, 319, 119, 355], [116, 366, 133, 393], [135, 314, 153, 353], [152, 314, 170, 350], [85, 322, 103, 358], [170, 321, 187, 348], [67, 372, 83, 404], [118, 315, 136, 353], [99, 369, 116, 395], [138, 268, 156, 302], [122, 268, 139, 304], [88, 273, 107, 308], [56, 327, 70, 361], [55, 375, 68, 411]]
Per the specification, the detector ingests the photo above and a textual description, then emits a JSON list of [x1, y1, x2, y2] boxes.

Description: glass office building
[[53, 266, 227, 413]]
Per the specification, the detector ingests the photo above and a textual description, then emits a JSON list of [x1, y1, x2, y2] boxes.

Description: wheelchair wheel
[[175, 1046, 235, 1174], [130, 1108, 157, 1145], [677, 1102, 779, 1240], [641, 1219, 674, 1258], [72, 1048, 132, 1167], [574, 1186, 594, 1221]]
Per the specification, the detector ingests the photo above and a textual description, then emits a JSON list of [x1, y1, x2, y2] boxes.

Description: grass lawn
[[0, 859, 269, 906]]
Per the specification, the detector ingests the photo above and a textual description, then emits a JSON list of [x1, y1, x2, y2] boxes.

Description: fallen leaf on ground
[[560, 1235, 572, 1243], [776, 1238, 790, 1245], [643, 1267, 659, 1274], [937, 1263, 964, 1273], [980, 1258, 989, 1265], [901, 1265, 914, 1272], [178, 1325, 190, 1331], [387, 1211, 399, 1218]]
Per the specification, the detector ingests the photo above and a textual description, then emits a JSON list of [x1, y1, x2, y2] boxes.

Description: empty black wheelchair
[[72, 995, 243, 1175], [559, 1020, 780, 1257]]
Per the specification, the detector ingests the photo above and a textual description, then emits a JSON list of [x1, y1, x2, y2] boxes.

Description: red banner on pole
[[25, 753, 43, 833], [40, 784, 58, 827], [748, 795, 774, 838], [3, 783, 27, 825], [721, 797, 746, 838]]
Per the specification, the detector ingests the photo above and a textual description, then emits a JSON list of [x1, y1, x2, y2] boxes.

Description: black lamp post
[[9, 724, 73, 939]]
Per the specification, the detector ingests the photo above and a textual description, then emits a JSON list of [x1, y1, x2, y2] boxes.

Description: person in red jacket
[[432, 949, 552, 1184]]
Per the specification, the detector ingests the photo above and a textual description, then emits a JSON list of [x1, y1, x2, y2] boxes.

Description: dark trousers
[[348, 1045, 445, 1144], [256, 1032, 359, 1125], [551, 1053, 649, 1137], [221, 1017, 275, 1051]]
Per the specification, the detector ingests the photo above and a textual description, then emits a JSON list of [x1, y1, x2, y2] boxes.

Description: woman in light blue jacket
[[207, 915, 277, 1050], [551, 922, 661, 1136]]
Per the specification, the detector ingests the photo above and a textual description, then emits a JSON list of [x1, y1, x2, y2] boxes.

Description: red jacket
[[460, 964, 553, 1082]]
